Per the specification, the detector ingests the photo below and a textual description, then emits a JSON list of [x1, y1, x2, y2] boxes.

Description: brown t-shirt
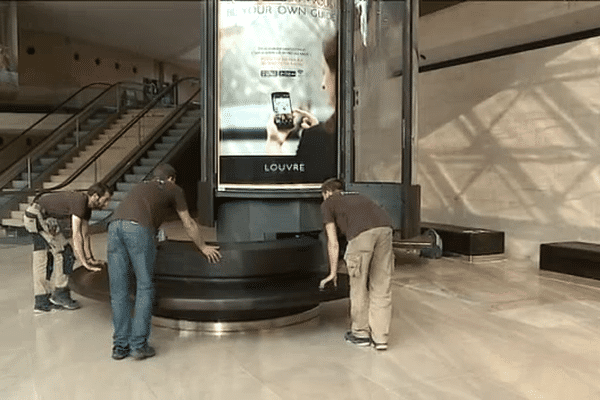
[[111, 180, 188, 230], [37, 191, 91, 221], [321, 191, 392, 241]]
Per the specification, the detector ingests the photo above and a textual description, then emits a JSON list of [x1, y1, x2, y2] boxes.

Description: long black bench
[[420, 222, 504, 257], [540, 241, 600, 280]]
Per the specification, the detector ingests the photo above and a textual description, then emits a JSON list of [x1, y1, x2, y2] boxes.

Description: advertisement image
[[218, 0, 338, 186]]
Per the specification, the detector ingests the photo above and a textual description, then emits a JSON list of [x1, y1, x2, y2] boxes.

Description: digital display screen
[[218, 0, 338, 186]]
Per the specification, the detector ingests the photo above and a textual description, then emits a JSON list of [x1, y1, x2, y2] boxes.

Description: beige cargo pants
[[344, 226, 394, 345], [32, 232, 70, 296]]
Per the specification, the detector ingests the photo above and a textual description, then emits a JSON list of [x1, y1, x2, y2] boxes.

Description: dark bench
[[392, 234, 434, 250], [420, 222, 504, 257], [540, 241, 600, 280]]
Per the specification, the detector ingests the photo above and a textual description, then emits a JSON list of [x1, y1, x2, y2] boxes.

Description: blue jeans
[[107, 220, 157, 350]]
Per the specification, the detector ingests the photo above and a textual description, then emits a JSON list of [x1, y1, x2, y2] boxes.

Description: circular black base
[[69, 237, 349, 322], [153, 272, 348, 322]]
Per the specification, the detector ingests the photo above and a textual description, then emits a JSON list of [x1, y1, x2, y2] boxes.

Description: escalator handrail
[[39, 77, 200, 194], [94, 111, 203, 231], [103, 85, 202, 188], [0, 81, 146, 188], [91, 89, 203, 229], [0, 113, 122, 221], [140, 105, 202, 182], [0, 82, 111, 156]]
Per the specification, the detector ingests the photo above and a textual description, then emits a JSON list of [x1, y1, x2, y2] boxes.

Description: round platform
[[154, 237, 325, 278], [152, 306, 321, 333], [69, 237, 349, 325]]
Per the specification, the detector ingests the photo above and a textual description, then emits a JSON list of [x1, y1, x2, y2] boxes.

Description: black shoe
[[111, 345, 130, 360], [34, 294, 62, 313], [131, 345, 156, 360], [344, 331, 371, 347], [50, 287, 80, 310]]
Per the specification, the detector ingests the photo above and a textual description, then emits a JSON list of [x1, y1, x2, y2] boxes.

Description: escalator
[[0, 78, 202, 231], [98, 106, 202, 225], [8, 108, 114, 191], [0, 82, 130, 229]]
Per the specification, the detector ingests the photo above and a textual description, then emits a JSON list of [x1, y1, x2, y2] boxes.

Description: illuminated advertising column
[[218, 0, 338, 187]]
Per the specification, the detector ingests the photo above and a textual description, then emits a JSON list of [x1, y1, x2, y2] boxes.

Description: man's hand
[[201, 244, 222, 264], [321, 222, 339, 291], [265, 109, 319, 154], [319, 273, 337, 290], [83, 263, 102, 272], [294, 109, 318, 130], [89, 259, 107, 268], [266, 114, 295, 152], [177, 209, 222, 264]]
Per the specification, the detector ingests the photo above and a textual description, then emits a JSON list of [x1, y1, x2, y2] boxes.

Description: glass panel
[[218, 0, 338, 188], [353, 0, 404, 182]]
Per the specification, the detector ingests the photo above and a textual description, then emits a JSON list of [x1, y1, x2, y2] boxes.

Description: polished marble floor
[[2, 231, 600, 400]]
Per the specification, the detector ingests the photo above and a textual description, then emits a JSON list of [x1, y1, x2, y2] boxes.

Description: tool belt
[[24, 202, 75, 275], [24, 202, 60, 234], [24, 201, 65, 247]]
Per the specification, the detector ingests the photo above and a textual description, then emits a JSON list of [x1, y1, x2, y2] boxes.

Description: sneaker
[[344, 331, 371, 347], [373, 342, 388, 351], [34, 294, 62, 313], [34, 302, 62, 313], [130, 345, 156, 360], [50, 288, 80, 310], [111, 345, 130, 360]]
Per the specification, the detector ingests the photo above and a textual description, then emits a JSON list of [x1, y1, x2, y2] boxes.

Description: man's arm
[[320, 222, 339, 289], [177, 209, 222, 263], [80, 218, 106, 267], [71, 215, 101, 272], [81, 219, 94, 259]]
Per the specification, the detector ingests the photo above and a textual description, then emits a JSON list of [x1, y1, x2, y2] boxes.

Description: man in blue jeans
[[107, 164, 221, 360]]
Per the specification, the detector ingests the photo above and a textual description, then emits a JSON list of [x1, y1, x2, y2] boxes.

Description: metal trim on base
[[459, 253, 506, 263], [152, 305, 321, 333]]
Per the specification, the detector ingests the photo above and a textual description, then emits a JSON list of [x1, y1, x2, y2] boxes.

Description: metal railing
[[0, 81, 147, 191], [103, 81, 202, 188], [0, 78, 200, 225], [40, 77, 201, 193], [0, 83, 109, 156], [0, 81, 153, 221]]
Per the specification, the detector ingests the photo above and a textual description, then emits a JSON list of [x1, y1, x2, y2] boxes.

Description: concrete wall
[[11, 30, 199, 106], [417, 1, 600, 262]]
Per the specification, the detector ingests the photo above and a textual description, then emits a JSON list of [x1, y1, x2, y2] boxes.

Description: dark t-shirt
[[321, 192, 393, 241], [37, 191, 91, 221], [111, 180, 188, 230]]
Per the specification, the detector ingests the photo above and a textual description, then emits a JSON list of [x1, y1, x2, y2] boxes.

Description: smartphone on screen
[[271, 92, 294, 129]]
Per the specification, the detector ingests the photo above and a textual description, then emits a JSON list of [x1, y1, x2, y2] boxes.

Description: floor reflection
[[2, 235, 600, 399]]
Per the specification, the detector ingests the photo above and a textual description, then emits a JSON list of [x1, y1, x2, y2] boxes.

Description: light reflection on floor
[[2, 231, 600, 400]]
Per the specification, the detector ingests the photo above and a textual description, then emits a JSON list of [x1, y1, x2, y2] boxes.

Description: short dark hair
[[87, 182, 112, 197], [321, 178, 343, 193], [153, 163, 177, 181]]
